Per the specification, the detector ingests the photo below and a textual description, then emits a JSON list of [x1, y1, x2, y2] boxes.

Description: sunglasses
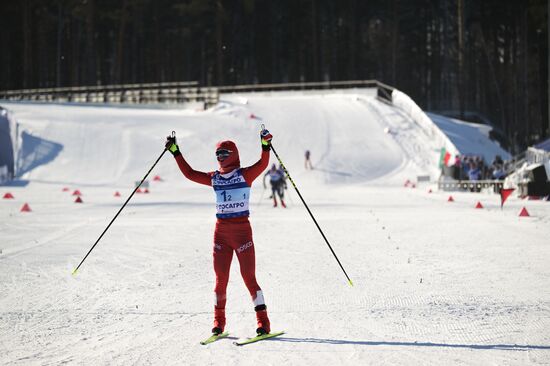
[[215, 149, 232, 158]]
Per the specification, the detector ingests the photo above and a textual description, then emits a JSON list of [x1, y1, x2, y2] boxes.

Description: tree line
[[0, 0, 547, 153]]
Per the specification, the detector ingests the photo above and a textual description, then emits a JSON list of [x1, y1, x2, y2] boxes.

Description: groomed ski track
[[0, 89, 549, 365]]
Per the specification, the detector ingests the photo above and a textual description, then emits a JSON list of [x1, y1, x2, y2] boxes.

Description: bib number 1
[[221, 191, 232, 202]]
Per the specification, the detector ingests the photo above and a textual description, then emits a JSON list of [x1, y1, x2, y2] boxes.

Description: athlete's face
[[216, 149, 232, 162], [215, 140, 240, 172]]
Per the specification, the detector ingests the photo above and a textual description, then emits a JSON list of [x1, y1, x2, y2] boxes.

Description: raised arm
[[243, 149, 270, 185], [165, 135, 212, 186]]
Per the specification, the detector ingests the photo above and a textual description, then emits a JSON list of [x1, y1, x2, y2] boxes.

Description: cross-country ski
[[200, 332, 230, 345], [234, 331, 285, 346]]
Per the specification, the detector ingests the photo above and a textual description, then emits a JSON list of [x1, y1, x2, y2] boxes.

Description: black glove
[[165, 135, 180, 156]]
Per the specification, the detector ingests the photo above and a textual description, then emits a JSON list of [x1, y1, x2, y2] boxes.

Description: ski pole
[[264, 127, 353, 287], [72, 134, 172, 275]]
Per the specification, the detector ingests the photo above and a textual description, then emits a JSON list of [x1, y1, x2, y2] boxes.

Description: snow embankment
[[2, 87, 511, 189]]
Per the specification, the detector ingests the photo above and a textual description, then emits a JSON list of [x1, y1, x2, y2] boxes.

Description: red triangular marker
[[3, 192, 14, 199], [428, 189, 432, 194], [114, 191, 121, 197], [72, 190, 82, 196], [62, 187, 70, 192], [518, 207, 530, 217], [411, 184, 416, 188], [136, 188, 143, 193], [20, 203, 32, 212], [144, 188, 150, 194], [500, 188, 514, 209], [448, 196, 454, 202], [75, 196, 83, 203], [475, 201, 483, 209], [153, 175, 162, 181]]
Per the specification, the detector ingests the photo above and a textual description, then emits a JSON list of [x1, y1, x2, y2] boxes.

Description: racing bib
[[212, 169, 250, 219]]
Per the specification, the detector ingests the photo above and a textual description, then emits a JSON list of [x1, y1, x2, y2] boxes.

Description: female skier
[[165, 129, 273, 336]]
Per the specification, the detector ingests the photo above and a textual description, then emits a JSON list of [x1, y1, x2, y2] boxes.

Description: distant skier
[[165, 129, 273, 336], [305, 150, 313, 170], [263, 163, 287, 208]]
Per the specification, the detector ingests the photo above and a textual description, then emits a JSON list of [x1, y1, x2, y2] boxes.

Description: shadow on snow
[[274, 337, 550, 351], [16, 131, 63, 178]]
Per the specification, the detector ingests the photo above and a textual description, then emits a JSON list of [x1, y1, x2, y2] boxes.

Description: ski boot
[[281, 199, 286, 208], [255, 305, 271, 335], [212, 307, 225, 335]]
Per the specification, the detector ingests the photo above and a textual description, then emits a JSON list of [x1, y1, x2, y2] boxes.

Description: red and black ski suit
[[172, 140, 270, 333]]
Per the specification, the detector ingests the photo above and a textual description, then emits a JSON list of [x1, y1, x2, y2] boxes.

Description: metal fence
[[0, 80, 394, 108], [526, 147, 550, 165], [438, 179, 505, 192], [217, 79, 391, 93], [0, 81, 219, 108]]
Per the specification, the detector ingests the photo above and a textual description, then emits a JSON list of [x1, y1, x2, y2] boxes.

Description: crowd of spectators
[[448, 154, 508, 181]]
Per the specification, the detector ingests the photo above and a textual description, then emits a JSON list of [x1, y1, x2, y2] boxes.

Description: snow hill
[[1, 90, 549, 365], [3, 89, 509, 187]]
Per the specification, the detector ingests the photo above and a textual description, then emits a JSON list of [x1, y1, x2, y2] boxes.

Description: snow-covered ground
[[1, 90, 549, 365]]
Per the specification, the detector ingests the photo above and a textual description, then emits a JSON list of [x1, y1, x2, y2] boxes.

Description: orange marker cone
[[3, 192, 14, 199], [72, 190, 82, 196], [475, 201, 483, 209], [75, 196, 83, 203], [20, 203, 32, 212], [518, 207, 530, 217], [114, 191, 121, 197], [448, 195, 454, 202]]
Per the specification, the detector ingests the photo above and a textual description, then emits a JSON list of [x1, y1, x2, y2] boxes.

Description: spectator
[[468, 162, 481, 181], [492, 164, 506, 180], [453, 155, 462, 179]]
